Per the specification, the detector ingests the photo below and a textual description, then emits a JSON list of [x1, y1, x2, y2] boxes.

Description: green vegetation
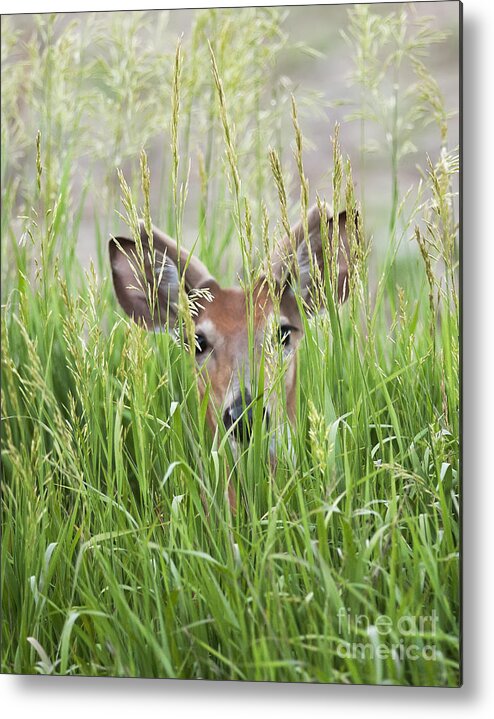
[[1, 7, 459, 685]]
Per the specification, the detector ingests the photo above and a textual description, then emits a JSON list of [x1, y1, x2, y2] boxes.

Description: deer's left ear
[[272, 204, 357, 309]]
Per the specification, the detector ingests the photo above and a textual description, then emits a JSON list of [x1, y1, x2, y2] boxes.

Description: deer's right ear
[[109, 221, 215, 331], [109, 235, 180, 330]]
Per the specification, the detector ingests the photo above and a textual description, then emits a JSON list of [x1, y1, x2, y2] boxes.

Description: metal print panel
[[1, 1, 461, 686]]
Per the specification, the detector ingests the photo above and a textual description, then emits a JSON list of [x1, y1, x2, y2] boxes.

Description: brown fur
[[109, 205, 355, 508]]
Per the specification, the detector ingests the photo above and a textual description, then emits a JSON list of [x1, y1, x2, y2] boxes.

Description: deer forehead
[[196, 286, 271, 335], [195, 285, 302, 354]]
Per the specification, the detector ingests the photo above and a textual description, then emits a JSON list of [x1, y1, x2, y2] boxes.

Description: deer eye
[[194, 333, 209, 355], [279, 325, 293, 348]]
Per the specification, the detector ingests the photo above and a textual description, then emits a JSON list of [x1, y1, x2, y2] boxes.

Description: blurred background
[[2, 2, 460, 277]]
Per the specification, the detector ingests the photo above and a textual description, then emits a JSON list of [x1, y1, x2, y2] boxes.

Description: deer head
[[109, 204, 354, 441]]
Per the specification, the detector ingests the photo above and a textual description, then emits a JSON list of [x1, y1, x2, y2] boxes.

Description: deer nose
[[223, 393, 270, 443], [223, 393, 253, 441]]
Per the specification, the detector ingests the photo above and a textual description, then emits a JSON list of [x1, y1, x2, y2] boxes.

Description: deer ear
[[109, 221, 215, 331], [295, 208, 351, 306], [109, 236, 180, 329], [272, 204, 355, 310]]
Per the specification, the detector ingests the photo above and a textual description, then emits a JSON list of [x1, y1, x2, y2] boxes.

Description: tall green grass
[[1, 7, 459, 685]]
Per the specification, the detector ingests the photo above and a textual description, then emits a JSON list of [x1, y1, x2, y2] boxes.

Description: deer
[[109, 203, 354, 505]]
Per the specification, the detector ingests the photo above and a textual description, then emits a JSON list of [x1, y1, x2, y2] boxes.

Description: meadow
[[1, 5, 460, 685]]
